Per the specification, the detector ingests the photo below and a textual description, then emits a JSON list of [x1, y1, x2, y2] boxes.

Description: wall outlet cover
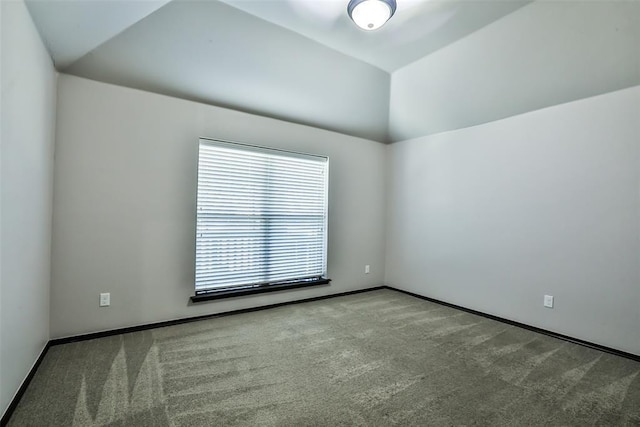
[[544, 294, 554, 308], [100, 292, 110, 307]]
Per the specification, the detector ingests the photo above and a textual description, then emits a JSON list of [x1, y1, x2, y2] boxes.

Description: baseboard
[[384, 285, 640, 363], [0, 342, 51, 427], [7, 284, 637, 426], [50, 286, 385, 346], [2, 285, 384, 426]]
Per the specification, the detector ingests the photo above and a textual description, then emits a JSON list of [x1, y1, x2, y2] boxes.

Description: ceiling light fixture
[[347, 0, 397, 31]]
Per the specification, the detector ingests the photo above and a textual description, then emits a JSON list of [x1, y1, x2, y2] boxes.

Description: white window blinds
[[195, 139, 329, 294]]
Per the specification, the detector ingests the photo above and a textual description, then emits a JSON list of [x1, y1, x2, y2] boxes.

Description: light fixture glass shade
[[348, 0, 396, 31]]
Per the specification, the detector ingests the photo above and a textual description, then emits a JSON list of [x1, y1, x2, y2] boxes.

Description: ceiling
[[26, 0, 529, 73], [200, 0, 529, 73], [24, 0, 539, 142], [24, 0, 172, 69], [23, 1, 640, 143]]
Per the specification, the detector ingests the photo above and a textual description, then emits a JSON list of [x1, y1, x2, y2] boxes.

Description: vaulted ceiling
[[25, 0, 639, 143]]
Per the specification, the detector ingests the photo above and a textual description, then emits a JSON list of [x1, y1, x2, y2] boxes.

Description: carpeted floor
[[8, 289, 640, 426]]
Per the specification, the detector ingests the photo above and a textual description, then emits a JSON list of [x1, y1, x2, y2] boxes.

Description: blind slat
[[195, 139, 328, 292]]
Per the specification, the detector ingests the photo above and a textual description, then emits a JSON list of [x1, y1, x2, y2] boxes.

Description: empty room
[[1, 0, 639, 425]]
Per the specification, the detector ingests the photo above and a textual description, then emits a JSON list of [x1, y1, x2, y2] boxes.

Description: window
[[192, 138, 329, 300]]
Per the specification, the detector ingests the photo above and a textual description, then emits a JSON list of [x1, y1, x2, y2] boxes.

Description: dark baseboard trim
[[2, 286, 383, 426], [384, 285, 640, 363], [1, 342, 51, 427], [50, 286, 383, 346], [7, 284, 638, 426]]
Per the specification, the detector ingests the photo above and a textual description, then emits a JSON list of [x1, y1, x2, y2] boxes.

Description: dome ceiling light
[[347, 0, 397, 31]]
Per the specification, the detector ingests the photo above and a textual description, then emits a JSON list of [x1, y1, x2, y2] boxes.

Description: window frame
[[191, 138, 330, 302]]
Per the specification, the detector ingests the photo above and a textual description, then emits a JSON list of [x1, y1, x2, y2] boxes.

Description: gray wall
[[388, 0, 640, 142], [51, 75, 387, 338], [386, 86, 640, 355], [0, 0, 57, 417]]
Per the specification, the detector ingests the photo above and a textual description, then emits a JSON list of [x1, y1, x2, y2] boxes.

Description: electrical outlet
[[543, 294, 554, 308], [365, 265, 370, 274], [100, 293, 110, 307]]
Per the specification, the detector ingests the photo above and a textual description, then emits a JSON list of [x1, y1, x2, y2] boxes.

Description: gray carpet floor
[[8, 289, 640, 426]]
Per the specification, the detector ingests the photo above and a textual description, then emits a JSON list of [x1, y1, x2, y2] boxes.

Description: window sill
[[190, 278, 331, 303]]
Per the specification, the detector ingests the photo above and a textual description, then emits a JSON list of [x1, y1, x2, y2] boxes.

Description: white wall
[[386, 86, 640, 355], [389, 0, 640, 142], [51, 75, 387, 338], [0, 0, 57, 417]]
